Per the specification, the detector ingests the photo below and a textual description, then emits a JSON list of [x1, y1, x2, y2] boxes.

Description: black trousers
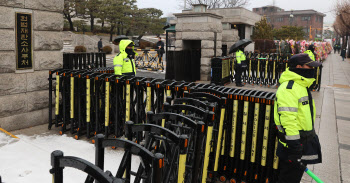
[[157, 51, 164, 62], [278, 160, 305, 183], [235, 64, 242, 85]]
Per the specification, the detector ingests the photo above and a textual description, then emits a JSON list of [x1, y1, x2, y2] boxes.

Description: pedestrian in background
[[156, 37, 165, 62], [98, 38, 103, 52], [341, 48, 346, 61], [274, 54, 322, 183]]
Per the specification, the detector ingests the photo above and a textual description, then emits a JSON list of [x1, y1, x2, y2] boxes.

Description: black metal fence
[[166, 50, 201, 82], [63, 52, 106, 70]]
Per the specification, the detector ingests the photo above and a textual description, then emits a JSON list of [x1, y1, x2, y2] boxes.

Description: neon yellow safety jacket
[[235, 50, 246, 64], [274, 68, 322, 164], [304, 50, 315, 61], [113, 40, 138, 76]]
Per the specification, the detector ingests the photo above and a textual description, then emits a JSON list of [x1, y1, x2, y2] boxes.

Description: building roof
[[276, 10, 326, 17], [253, 5, 281, 9], [253, 5, 326, 17]]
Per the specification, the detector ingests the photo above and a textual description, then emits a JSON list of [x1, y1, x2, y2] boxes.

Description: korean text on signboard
[[16, 13, 32, 70]]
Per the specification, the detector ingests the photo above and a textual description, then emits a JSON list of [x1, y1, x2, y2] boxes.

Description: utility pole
[[309, 26, 312, 40]]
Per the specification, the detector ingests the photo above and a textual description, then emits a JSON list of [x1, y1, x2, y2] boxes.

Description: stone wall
[[0, 0, 64, 131], [222, 29, 240, 55], [174, 13, 223, 81]]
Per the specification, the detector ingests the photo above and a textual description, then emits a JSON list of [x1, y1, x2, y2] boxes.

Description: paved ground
[[7, 53, 350, 183]]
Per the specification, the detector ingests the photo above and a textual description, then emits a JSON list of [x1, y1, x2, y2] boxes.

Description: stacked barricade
[[212, 52, 323, 91], [48, 67, 282, 183], [134, 49, 165, 71]]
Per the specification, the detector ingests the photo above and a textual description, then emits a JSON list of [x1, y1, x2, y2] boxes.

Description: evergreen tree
[[273, 26, 305, 40], [251, 17, 273, 40]]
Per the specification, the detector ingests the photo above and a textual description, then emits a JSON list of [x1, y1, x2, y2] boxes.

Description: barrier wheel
[[59, 131, 63, 135], [92, 139, 95, 144], [220, 176, 226, 182], [230, 178, 237, 183], [74, 135, 79, 140]]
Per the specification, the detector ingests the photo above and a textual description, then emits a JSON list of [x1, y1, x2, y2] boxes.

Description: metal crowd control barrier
[[135, 49, 164, 71], [210, 52, 323, 91], [63, 52, 106, 70], [50, 150, 123, 183], [49, 69, 287, 182], [125, 121, 189, 183], [90, 134, 164, 183]]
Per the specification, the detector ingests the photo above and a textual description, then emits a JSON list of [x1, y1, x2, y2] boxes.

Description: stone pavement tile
[[314, 118, 321, 135], [340, 148, 350, 163], [339, 148, 350, 182], [340, 143, 350, 151], [301, 164, 314, 183], [312, 88, 324, 118], [341, 162, 350, 183], [11, 123, 60, 136], [313, 88, 341, 183], [337, 119, 350, 145]]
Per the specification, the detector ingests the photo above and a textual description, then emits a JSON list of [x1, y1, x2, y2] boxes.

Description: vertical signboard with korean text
[[16, 13, 32, 70]]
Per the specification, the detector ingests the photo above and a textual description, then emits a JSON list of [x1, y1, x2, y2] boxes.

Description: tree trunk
[[125, 29, 131, 36], [110, 26, 115, 42], [117, 22, 121, 35], [121, 23, 124, 35], [64, 13, 74, 31], [90, 13, 94, 32]]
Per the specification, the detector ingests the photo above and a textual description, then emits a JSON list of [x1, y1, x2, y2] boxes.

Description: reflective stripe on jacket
[[304, 50, 315, 61], [274, 68, 322, 164], [235, 50, 246, 64], [113, 40, 138, 75]]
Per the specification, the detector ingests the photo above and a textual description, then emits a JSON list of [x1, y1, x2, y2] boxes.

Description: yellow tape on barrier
[[230, 100, 239, 157], [261, 105, 271, 166], [125, 84, 130, 122], [202, 126, 213, 183], [240, 101, 249, 160], [214, 108, 226, 171], [86, 79, 91, 123], [273, 137, 279, 170], [146, 86, 151, 112], [177, 154, 187, 183], [166, 90, 171, 97], [55, 75, 60, 115], [105, 81, 110, 127], [70, 77, 74, 119], [221, 130, 226, 155], [250, 103, 260, 162]]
